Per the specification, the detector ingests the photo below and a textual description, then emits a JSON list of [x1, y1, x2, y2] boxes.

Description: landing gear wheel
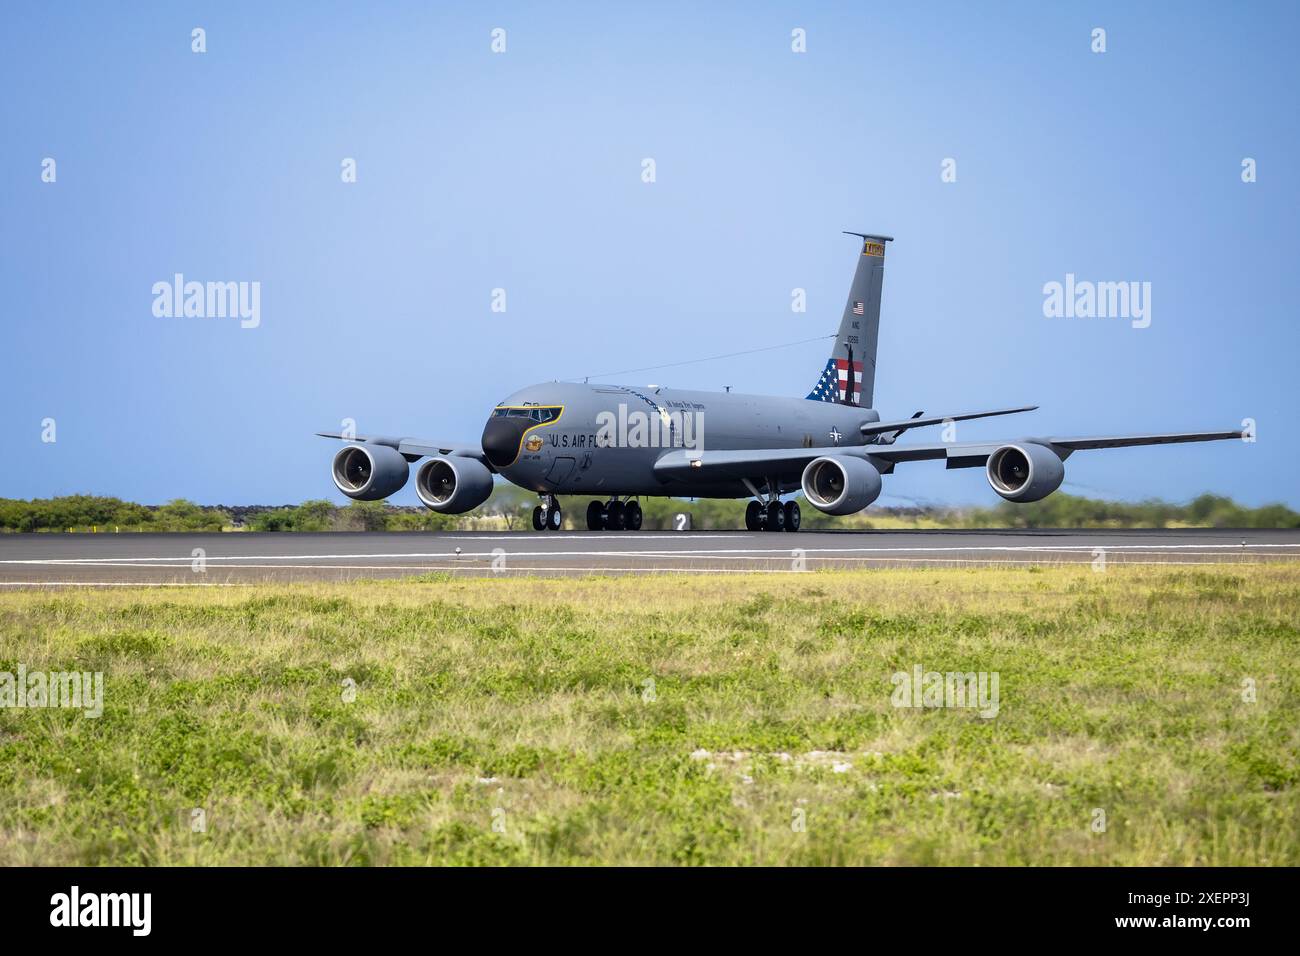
[[766, 501, 786, 532], [606, 500, 626, 531], [783, 500, 801, 532], [547, 504, 563, 531], [745, 500, 764, 531], [586, 500, 606, 531], [625, 501, 643, 531], [532, 506, 546, 531]]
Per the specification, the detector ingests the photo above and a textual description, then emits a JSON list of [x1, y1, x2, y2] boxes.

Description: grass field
[[1, 565, 1297, 866]]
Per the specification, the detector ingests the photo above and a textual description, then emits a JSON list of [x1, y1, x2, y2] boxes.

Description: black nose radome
[[482, 416, 532, 468]]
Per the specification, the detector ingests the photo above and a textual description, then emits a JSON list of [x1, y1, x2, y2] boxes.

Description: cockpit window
[[492, 406, 561, 422]]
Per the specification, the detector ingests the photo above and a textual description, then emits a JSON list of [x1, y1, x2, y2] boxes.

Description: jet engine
[[985, 442, 1065, 502], [331, 444, 409, 501], [415, 455, 494, 513], [800, 456, 883, 515]]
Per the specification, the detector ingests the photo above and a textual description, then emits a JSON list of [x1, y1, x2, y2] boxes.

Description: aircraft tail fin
[[805, 232, 891, 408]]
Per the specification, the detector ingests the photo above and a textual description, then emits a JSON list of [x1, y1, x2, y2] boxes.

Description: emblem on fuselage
[[525, 435, 544, 453]]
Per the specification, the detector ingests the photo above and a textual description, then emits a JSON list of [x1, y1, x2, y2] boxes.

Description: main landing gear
[[585, 497, 642, 531], [745, 498, 801, 532]]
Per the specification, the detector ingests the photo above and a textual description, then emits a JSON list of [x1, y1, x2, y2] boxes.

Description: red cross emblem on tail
[[835, 358, 863, 405]]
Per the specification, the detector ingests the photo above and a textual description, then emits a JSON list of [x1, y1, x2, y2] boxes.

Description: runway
[[1, 528, 1298, 585]]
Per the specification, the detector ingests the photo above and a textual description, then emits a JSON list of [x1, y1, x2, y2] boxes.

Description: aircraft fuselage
[[486, 381, 880, 498]]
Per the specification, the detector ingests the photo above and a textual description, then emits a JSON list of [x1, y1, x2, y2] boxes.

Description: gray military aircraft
[[320, 232, 1244, 532]]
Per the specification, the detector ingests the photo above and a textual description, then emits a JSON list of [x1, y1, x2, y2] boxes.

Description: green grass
[[1, 565, 1297, 865]]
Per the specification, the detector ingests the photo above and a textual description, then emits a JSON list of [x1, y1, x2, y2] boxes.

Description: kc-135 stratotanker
[[319, 233, 1244, 532]]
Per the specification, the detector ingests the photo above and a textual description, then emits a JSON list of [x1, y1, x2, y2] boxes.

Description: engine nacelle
[[331, 444, 409, 501], [800, 455, 883, 515], [415, 455, 494, 514], [985, 442, 1065, 502]]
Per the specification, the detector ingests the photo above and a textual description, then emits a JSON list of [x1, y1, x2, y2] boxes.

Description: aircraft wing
[[315, 432, 484, 460], [869, 429, 1246, 470], [1041, 431, 1246, 451], [861, 405, 1037, 439], [654, 446, 874, 481], [654, 429, 1245, 480]]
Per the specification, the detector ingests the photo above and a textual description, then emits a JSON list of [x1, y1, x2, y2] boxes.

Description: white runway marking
[[3, 552, 1294, 571], [3, 541, 1297, 566], [0, 581, 246, 587], [441, 534, 749, 541]]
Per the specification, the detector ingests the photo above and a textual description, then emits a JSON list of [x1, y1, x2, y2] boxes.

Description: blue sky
[[2, 1, 1297, 507]]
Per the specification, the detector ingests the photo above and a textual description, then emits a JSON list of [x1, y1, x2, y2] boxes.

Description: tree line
[[1, 491, 1295, 533]]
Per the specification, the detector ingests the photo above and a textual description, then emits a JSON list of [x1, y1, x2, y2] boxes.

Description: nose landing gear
[[533, 495, 563, 531]]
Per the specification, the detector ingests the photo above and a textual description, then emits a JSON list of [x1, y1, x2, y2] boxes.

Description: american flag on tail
[[805, 357, 863, 404]]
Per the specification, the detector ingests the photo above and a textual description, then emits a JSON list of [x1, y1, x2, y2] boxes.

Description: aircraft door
[[543, 457, 576, 490]]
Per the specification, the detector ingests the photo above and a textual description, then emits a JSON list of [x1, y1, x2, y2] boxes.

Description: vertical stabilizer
[[805, 232, 891, 408]]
